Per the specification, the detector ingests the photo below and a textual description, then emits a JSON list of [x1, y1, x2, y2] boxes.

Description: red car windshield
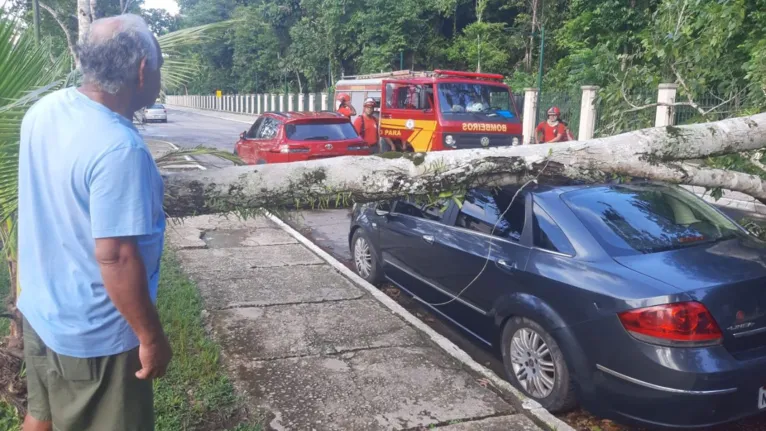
[[285, 122, 358, 141]]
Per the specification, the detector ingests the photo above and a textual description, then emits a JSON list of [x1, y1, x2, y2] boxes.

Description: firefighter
[[353, 97, 379, 150], [336, 93, 356, 118], [535, 106, 574, 144]]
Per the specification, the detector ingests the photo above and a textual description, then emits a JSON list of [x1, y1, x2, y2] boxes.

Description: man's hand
[[135, 335, 173, 380]]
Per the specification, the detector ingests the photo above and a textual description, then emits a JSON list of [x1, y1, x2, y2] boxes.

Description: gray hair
[[76, 14, 159, 94]]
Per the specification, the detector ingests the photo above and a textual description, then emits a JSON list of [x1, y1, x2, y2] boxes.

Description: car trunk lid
[[615, 236, 766, 355]]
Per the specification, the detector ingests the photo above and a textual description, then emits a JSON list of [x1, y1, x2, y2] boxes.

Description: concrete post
[[256, 94, 261, 114], [655, 83, 679, 127], [288, 93, 295, 111], [321, 93, 328, 111], [279, 94, 285, 112], [298, 93, 305, 112], [578, 86, 599, 141], [309, 94, 316, 112], [522, 88, 539, 145], [248, 95, 254, 114], [270, 94, 276, 112], [195, 95, 200, 108], [237, 95, 242, 113]]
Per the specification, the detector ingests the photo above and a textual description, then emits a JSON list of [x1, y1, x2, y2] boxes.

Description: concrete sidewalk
[[166, 213, 554, 431]]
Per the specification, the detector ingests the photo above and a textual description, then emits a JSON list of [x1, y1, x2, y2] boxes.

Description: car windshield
[[562, 183, 742, 256], [284, 122, 358, 141], [437, 83, 513, 117]]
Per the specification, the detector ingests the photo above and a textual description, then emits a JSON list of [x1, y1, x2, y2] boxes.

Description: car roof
[[504, 180, 671, 200], [263, 111, 349, 123]]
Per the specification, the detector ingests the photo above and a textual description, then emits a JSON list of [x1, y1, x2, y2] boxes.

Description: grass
[[0, 247, 261, 431], [154, 247, 261, 431]]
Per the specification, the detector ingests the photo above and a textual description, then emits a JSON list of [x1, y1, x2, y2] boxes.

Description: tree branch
[[39, 2, 76, 59], [161, 113, 766, 217]]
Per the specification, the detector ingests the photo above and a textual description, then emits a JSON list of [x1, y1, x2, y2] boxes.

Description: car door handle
[[422, 235, 434, 244], [496, 259, 517, 271]]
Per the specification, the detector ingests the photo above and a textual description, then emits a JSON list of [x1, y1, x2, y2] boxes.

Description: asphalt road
[[137, 108, 253, 169]]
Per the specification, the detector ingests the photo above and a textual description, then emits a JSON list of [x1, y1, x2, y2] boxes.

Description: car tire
[[501, 316, 577, 413], [351, 229, 382, 285]]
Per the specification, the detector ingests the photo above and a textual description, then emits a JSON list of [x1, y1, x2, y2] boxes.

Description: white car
[[142, 103, 167, 123]]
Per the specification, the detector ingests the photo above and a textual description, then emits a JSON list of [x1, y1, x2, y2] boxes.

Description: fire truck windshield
[[437, 83, 514, 117]]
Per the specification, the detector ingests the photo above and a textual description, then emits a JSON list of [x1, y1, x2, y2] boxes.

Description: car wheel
[[501, 317, 577, 412], [351, 229, 381, 285]]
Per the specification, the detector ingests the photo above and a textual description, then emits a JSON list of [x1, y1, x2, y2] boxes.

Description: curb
[[165, 104, 256, 125], [266, 212, 576, 431]]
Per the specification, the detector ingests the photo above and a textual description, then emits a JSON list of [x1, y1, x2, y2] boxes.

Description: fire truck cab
[[334, 69, 522, 152]]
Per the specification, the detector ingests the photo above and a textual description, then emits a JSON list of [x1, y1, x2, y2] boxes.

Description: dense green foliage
[[157, 0, 765, 117], [8, 0, 766, 125]]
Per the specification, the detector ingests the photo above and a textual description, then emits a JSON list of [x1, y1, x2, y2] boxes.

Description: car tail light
[[618, 301, 723, 347], [278, 144, 309, 154]]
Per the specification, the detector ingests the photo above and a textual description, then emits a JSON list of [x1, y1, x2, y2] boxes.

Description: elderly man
[[17, 14, 171, 431]]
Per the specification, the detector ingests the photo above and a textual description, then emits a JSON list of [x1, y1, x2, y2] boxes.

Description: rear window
[[284, 122, 358, 141], [562, 184, 742, 256], [150, 104, 164, 109]]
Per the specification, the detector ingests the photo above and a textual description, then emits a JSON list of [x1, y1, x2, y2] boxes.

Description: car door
[[252, 117, 282, 163], [378, 197, 458, 305], [430, 187, 533, 342], [237, 118, 264, 163]]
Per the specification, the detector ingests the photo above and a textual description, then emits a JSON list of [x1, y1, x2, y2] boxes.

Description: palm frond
[[0, 17, 70, 260]]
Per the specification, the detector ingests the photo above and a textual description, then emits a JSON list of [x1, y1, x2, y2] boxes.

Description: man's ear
[[137, 57, 147, 89]]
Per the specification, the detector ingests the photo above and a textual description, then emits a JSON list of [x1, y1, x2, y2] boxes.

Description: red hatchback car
[[234, 112, 372, 164]]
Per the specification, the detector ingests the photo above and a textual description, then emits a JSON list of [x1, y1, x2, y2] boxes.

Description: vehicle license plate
[[759, 387, 766, 410]]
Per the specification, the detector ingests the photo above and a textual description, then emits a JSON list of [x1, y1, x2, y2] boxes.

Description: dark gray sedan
[[348, 182, 766, 429]]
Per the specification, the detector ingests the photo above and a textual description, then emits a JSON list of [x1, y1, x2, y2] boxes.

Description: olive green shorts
[[23, 318, 154, 431]]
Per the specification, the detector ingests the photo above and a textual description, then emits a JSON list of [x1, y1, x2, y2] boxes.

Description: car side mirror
[[240, 131, 246, 139]]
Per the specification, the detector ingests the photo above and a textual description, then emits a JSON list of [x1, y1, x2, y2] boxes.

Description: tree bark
[[162, 113, 766, 218], [77, 0, 91, 44], [39, 2, 77, 59]]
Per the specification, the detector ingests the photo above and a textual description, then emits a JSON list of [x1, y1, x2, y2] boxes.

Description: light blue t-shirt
[[17, 87, 166, 358]]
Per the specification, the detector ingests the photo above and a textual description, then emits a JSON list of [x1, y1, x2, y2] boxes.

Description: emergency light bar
[[433, 70, 505, 81]]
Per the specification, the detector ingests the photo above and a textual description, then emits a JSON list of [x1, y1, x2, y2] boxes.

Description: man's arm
[[90, 146, 171, 379], [95, 237, 162, 344]]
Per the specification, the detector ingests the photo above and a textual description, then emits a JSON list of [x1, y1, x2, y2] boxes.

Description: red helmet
[[336, 93, 350, 103], [547, 106, 561, 116]]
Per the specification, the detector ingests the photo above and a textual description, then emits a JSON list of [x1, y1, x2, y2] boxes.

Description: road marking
[[152, 139, 207, 170]]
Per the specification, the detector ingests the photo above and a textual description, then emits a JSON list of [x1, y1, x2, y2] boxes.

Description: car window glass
[[533, 203, 575, 255], [246, 118, 264, 139], [392, 197, 450, 222], [456, 188, 525, 241], [562, 183, 742, 256], [257, 118, 280, 139], [377, 201, 392, 213], [284, 122, 358, 140], [386, 84, 427, 110]]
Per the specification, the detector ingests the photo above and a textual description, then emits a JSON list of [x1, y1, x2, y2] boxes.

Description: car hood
[[615, 236, 766, 353]]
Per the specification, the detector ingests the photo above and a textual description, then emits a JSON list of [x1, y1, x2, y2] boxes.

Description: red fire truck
[[334, 69, 522, 152]]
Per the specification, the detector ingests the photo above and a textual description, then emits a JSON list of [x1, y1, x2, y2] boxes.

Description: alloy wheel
[[510, 328, 556, 398], [354, 236, 372, 278]]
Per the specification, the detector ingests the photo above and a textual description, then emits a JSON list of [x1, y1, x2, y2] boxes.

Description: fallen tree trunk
[[163, 113, 766, 218]]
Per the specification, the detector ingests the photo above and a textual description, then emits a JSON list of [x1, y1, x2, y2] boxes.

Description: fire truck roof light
[[433, 69, 505, 81]]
